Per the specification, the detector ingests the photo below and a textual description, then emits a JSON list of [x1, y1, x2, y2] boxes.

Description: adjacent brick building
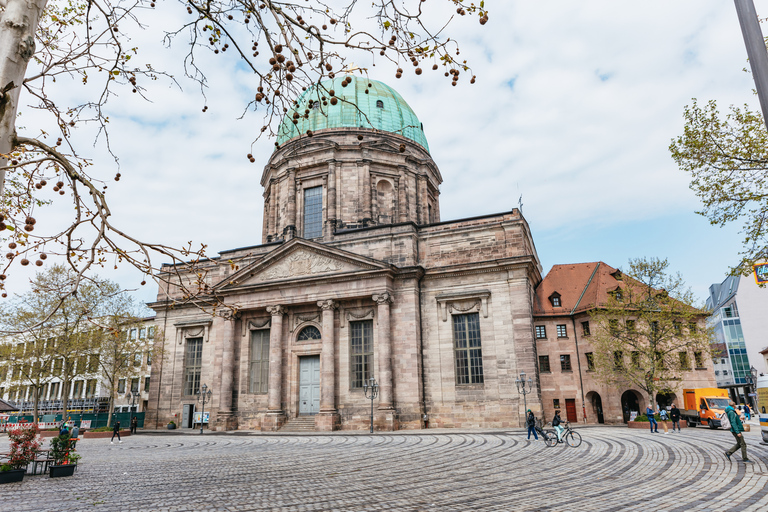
[[533, 262, 716, 425]]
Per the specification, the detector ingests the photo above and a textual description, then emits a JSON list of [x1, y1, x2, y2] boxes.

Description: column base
[[262, 411, 286, 431], [315, 412, 340, 431], [215, 412, 238, 432], [376, 408, 399, 431]]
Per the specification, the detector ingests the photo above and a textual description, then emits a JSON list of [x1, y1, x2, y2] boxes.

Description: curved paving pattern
[[4, 427, 768, 511]]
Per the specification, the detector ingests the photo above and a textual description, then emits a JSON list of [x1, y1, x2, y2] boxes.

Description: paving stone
[[2, 427, 767, 511]]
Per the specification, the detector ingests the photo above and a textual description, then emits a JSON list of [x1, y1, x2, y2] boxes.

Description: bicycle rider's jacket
[[552, 415, 561, 427]]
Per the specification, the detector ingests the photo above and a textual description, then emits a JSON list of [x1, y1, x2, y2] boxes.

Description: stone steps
[[280, 416, 316, 432]]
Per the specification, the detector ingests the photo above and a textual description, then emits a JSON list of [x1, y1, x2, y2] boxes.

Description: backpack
[[719, 411, 731, 430], [660, 409, 668, 421]]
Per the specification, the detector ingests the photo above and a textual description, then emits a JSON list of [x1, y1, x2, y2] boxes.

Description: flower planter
[[167, 424, 176, 430], [0, 469, 26, 484], [49, 464, 76, 478]]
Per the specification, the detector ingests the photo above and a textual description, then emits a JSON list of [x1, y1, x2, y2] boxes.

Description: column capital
[[266, 305, 286, 317], [317, 299, 339, 311], [372, 292, 393, 305]]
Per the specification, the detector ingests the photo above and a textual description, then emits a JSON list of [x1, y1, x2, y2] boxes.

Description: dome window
[[376, 100, 384, 109], [298, 325, 322, 341]]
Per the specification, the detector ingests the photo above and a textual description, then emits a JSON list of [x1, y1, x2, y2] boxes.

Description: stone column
[[373, 292, 394, 409], [284, 169, 297, 239], [264, 305, 286, 430], [317, 299, 340, 431], [327, 160, 337, 233], [216, 314, 238, 431]]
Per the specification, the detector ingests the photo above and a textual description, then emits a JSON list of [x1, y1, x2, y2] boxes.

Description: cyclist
[[552, 410, 564, 443]]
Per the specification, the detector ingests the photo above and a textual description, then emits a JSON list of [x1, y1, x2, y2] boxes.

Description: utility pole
[[734, 0, 768, 132]]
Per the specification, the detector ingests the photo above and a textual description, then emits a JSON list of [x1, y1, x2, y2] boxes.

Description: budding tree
[[0, 0, 489, 319]]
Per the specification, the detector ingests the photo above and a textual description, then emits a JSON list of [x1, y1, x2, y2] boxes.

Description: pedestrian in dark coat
[[669, 404, 681, 432], [111, 420, 122, 444], [526, 410, 538, 440], [725, 401, 751, 463], [130, 416, 138, 434]]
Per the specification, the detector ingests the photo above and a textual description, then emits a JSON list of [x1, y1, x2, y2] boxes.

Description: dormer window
[[549, 292, 561, 307], [611, 269, 623, 281], [376, 99, 384, 109], [613, 288, 623, 302]]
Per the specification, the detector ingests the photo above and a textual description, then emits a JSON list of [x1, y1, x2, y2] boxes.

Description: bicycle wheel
[[544, 432, 557, 447], [565, 431, 582, 447]]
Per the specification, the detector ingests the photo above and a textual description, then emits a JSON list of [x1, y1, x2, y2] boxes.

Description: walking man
[[646, 403, 659, 433], [111, 420, 122, 444], [670, 404, 681, 432], [526, 410, 538, 440], [725, 401, 752, 463]]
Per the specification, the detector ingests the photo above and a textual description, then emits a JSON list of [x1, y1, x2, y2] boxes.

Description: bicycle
[[540, 421, 582, 447]]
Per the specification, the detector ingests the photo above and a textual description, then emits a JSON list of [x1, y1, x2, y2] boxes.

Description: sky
[[7, 0, 767, 309]]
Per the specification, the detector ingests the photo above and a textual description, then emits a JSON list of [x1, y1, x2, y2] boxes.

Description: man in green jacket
[[725, 401, 752, 463]]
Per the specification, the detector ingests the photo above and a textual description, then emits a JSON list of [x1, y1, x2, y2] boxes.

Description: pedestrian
[[552, 410, 564, 443], [659, 407, 669, 434], [111, 420, 122, 444], [526, 410, 538, 440], [670, 403, 681, 432], [59, 421, 69, 437], [744, 403, 751, 421], [646, 403, 659, 433], [130, 416, 138, 435], [725, 400, 752, 463], [71, 423, 79, 439]]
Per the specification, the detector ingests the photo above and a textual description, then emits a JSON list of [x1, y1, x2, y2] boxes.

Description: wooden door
[[565, 398, 578, 423]]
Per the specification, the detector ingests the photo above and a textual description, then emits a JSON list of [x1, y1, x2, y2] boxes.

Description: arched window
[[297, 325, 322, 341], [376, 99, 384, 109]]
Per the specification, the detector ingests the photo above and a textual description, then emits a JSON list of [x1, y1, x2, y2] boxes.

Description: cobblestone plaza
[[4, 427, 768, 511]]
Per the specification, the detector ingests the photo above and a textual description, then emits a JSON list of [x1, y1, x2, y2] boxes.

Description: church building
[[145, 76, 544, 431]]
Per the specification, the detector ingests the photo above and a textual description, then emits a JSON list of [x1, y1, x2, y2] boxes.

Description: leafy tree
[[0, 0, 487, 306], [588, 257, 713, 401], [0, 264, 144, 421], [669, 98, 768, 276]]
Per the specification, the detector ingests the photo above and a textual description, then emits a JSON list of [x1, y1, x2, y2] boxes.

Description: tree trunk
[[32, 385, 39, 425], [0, 0, 48, 196]]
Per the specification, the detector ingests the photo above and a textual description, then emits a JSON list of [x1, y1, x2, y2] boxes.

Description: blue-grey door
[[299, 356, 321, 415]]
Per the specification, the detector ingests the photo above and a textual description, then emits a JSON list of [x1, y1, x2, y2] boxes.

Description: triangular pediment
[[216, 239, 391, 291]]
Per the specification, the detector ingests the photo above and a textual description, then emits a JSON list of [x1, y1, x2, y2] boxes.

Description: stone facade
[[145, 80, 543, 431]]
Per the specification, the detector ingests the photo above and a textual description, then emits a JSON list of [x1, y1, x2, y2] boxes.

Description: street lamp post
[[362, 377, 379, 434], [515, 371, 534, 425], [196, 384, 212, 435]]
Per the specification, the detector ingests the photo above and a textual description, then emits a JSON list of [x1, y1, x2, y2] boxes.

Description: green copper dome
[[276, 76, 429, 152]]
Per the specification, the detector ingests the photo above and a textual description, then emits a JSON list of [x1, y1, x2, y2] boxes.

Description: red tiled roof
[[534, 262, 622, 316]]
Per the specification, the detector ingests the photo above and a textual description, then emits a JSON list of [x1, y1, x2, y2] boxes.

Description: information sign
[[193, 411, 210, 424], [754, 262, 768, 284]]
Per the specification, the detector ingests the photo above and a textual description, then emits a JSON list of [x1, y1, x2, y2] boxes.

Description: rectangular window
[[626, 320, 635, 332], [118, 379, 126, 394], [146, 351, 152, 366], [560, 354, 572, 371], [535, 326, 546, 339], [631, 351, 641, 369], [85, 379, 97, 398], [139, 328, 147, 339], [129, 328, 138, 340], [77, 355, 87, 374], [184, 337, 203, 396], [453, 313, 484, 385], [350, 320, 374, 389], [88, 354, 99, 373], [688, 323, 697, 334], [674, 322, 682, 335], [614, 351, 623, 369], [303, 186, 323, 238], [73, 380, 84, 398], [133, 353, 142, 367], [539, 355, 551, 373], [694, 351, 705, 369], [581, 322, 590, 336], [144, 376, 151, 392], [130, 378, 139, 393], [556, 325, 567, 338], [553, 399, 560, 409], [650, 321, 659, 334], [609, 319, 619, 335], [50, 382, 59, 400], [249, 330, 270, 394], [148, 326, 156, 338], [586, 352, 595, 371], [679, 352, 691, 370]]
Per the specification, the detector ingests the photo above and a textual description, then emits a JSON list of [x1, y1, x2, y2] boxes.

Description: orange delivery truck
[[680, 388, 731, 428]]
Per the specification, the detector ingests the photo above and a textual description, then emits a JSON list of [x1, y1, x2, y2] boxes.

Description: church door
[[299, 356, 321, 415]]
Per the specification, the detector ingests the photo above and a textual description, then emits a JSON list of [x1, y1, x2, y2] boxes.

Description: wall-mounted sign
[[193, 411, 210, 424], [754, 263, 768, 284]]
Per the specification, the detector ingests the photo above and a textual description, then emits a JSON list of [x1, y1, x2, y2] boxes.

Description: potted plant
[[167, 420, 176, 430], [48, 433, 78, 478], [1, 423, 41, 484]]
